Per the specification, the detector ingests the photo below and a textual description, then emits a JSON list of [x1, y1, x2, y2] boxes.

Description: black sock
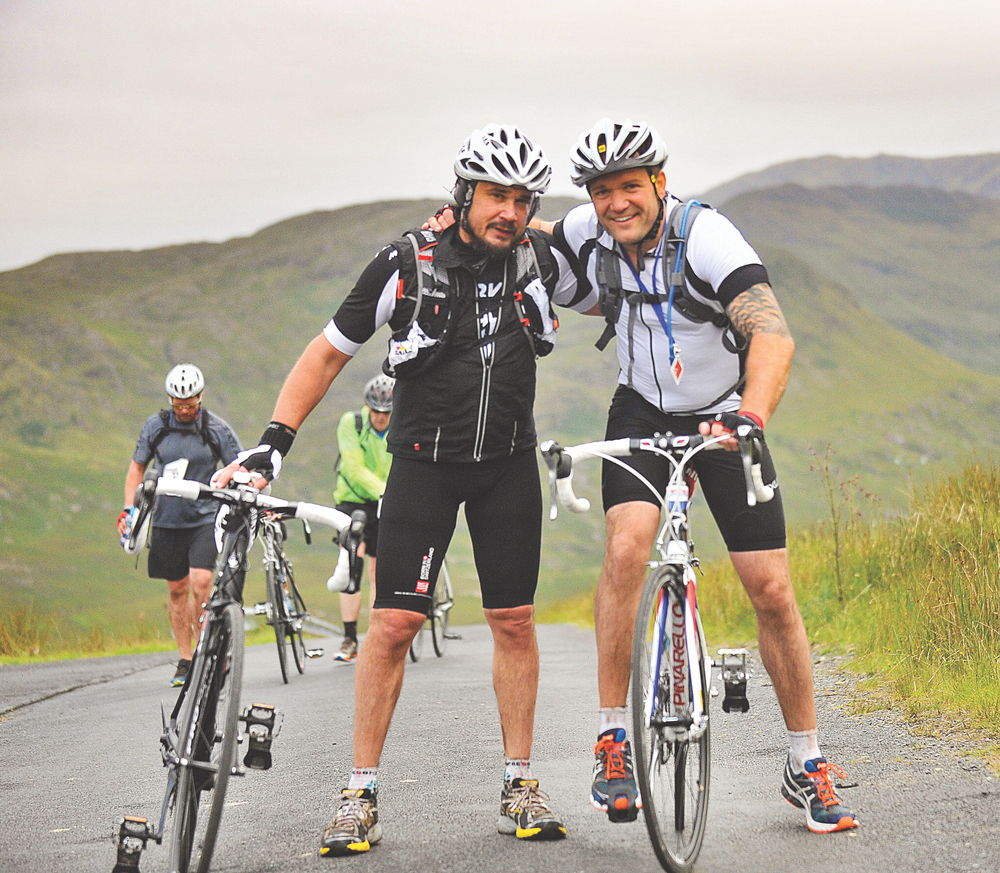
[[344, 621, 357, 642]]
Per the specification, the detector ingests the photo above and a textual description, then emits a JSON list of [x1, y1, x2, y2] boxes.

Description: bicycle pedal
[[246, 602, 271, 618], [240, 703, 283, 770], [306, 648, 324, 659], [442, 632, 462, 640], [715, 648, 751, 714], [112, 815, 156, 872]]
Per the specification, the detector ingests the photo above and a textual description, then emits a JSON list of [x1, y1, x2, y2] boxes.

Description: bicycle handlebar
[[539, 429, 774, 521], [126, 471, 359, 554]]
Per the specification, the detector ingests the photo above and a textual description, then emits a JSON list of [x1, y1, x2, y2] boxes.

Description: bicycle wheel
[[168, 601, 245, 873], [631, 566, 710, 873], [284, 558, 307, 674], [266, 560, 290, 684], [431, 560, 453, 658]]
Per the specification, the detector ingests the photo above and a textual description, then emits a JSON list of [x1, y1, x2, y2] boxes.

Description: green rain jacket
[[333, 407, 392, 504]]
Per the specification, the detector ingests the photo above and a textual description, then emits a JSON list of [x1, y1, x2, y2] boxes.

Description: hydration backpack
[[149, 409, 224, 467], [590, 199, 749, 408], [382, 229, 559, 379]]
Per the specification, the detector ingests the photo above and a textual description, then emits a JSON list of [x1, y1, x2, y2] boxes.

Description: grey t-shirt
[[133, 410, 243, 528]]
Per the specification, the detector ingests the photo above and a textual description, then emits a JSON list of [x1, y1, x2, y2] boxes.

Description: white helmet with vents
[[454, 124, 551, 194], [363, 375, 394, 413], [165, 364, 205, 399], [570, 118, 668, 187]]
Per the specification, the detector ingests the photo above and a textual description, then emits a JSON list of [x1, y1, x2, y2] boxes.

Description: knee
[[166, 578, 189, 600], [485, 604, 536, 645], [369, 608, 426, 651], [747, 575, 800, 622]]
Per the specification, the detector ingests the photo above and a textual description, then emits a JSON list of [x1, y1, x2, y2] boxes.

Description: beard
[[460, 210, 518, 261]]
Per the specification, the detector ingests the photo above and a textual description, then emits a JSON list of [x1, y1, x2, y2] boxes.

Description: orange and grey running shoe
[[319, 788, 381, 855], [781, 755, 858, 833], [498, 778, 566, 840], [592, 728, 641, 822]]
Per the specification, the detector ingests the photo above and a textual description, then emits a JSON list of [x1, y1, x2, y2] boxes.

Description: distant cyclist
[[328, 375, 393, 664], [117, 364, 242, 687], [214, 124, 598, 856]]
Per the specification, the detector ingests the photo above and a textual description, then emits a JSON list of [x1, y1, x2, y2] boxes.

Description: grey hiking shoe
[[498, 778, 566, 840], [320, 788, 381, 855], [781, 755, 858, 833]]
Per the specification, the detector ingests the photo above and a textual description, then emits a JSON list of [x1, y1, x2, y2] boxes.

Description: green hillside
[[2, 194, 998, 647], [720, 185, 1000, 378]]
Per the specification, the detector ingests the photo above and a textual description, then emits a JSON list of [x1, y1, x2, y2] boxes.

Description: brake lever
[[539, 440, 562, 520]]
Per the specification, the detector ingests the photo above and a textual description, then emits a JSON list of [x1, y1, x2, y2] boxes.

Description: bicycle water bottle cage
[[716, 648, 751, 713], [241, 703, 283, 770], [113, 815, 157, 872]]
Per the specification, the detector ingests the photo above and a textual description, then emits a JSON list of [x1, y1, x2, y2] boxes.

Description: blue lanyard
[[620, 225, 677, 363], [619, 199, 701, 365]]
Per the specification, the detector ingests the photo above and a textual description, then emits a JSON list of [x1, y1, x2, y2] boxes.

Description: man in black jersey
[[214, 125, 597, 855]]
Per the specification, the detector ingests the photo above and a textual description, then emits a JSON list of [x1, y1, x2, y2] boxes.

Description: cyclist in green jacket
[[328, 375, 393, 662]]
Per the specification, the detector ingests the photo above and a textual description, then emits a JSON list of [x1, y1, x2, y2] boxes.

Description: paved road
[[1, 624, 997, 873]]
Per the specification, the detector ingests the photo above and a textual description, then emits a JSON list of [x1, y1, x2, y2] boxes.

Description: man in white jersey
[[536, 118, 857, 835]]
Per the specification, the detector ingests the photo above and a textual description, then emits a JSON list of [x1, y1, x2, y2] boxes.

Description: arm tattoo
[[726, 283, 792, 340]]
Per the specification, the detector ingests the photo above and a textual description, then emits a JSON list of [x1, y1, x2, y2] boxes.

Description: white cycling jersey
[[556, 196, 768, 415]]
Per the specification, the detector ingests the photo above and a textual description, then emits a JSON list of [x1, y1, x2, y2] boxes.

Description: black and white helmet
[[570, 118, 668, 187], [165, 363, 205, 399], [363, 375, 394, 413], [454, 124, 551, 194]]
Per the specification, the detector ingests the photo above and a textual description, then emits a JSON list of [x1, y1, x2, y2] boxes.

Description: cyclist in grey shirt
[[117, 364, 242, 686]]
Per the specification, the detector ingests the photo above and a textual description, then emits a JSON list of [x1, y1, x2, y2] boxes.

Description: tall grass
[[697, 459, 1000, 741]]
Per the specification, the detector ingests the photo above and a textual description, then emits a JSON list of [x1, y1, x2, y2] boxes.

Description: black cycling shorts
[[374, 451, 542, 613], [602, 386, 786, 552], [336, 500, 381, 558], [148, 523, 217, 581]]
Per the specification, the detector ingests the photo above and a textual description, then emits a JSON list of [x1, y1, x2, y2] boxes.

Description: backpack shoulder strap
[[354, 411, 363, 434], [148, 410, 172, 462], [199, 409, 224, 466]]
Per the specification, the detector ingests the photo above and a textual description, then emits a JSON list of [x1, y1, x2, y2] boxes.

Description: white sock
[[788, 729, 822, 774], [348, 767, 378, 792], [598, 707, 628, 737], [504, 758, 532, 784]]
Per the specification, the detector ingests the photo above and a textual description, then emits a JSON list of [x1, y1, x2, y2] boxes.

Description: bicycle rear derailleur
[[712, 648, 752, 713]]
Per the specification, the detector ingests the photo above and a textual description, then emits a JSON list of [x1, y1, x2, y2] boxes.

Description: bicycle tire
[[285, 557, 307, 674], [631, 565, 710, 873], [266, 559, 290, 684], [431, 560, 453, 658], [168, 601, 245, 873]]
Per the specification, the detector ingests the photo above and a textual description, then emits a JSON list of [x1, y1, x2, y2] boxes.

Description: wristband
[[260, 421, 297, 457], [737, 411, 764, 430]]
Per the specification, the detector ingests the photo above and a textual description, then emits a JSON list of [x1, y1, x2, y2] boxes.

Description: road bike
[[408, 556, 461, 661], [114, 471, 364, 873], [247, 514, 312, 683], [540, 426, 772, 873]]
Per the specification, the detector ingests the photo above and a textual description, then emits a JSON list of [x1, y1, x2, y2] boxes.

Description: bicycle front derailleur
[[240, 703, 283, 771], [713, 648, 752, 713]]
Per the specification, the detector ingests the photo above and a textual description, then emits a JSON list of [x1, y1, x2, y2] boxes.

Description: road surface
[[1, 624, 997, 872]]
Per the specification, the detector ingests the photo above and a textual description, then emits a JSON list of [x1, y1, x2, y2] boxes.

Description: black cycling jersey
[[328, 225, 591, 463]]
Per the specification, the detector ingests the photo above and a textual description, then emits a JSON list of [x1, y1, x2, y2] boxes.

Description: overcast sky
[[2, 0, 998, 271]]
